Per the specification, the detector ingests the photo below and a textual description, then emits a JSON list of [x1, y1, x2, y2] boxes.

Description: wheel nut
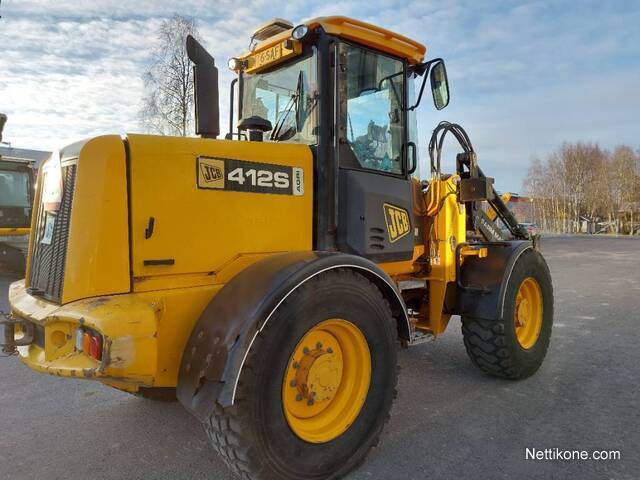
[[307, 399, 314, 406], [292, 361, 300, 369], [290, 379, 297, 387], [316, 342, 322, 349], [303, 347, 310, 354], [296, 394, 303, 402], [327, 348, 333, 354]]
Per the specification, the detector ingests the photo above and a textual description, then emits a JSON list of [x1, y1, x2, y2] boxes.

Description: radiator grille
[[29, 164, 77, 303]]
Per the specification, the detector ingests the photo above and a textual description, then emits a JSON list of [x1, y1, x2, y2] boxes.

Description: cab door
[[335, 42, 415, 262]]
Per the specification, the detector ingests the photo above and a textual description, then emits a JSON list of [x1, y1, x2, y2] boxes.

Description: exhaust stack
[[0, 113, 7, 143], [186, 35, 220, 139]]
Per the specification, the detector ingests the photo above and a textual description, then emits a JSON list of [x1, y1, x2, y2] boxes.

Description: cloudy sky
[[1, 0, 638, 191]]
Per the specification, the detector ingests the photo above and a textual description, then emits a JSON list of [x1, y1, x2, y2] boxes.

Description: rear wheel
[[462, 249, 553, 379], [204, 270, 398, 480]]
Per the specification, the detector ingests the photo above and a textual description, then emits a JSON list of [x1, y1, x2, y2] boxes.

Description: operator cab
[[228, 17, 448, 149], [225, 17, 450, 259]]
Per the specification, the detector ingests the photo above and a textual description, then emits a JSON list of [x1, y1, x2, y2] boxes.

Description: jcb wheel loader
[[0, 114, 37, 273], [4, 16, 553, 479]]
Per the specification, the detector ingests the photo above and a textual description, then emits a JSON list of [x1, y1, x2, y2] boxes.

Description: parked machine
[[4, 17, 553, 480], [0, 114, 37, 273]]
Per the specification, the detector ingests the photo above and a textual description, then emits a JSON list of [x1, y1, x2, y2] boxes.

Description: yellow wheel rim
[[514, 277, 543, 349], [282, 319, 371, 444]]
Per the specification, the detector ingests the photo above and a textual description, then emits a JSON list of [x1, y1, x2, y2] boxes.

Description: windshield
[[241, 48, 318, 144], [0, 168, 30, 207]]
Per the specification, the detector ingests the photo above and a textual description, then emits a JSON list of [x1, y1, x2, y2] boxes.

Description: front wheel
[[462, 249, 554, 379], [204, 270, 399, 480]]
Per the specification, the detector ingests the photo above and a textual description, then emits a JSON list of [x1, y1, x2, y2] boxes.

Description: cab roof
[[244, 16, 427, 65]]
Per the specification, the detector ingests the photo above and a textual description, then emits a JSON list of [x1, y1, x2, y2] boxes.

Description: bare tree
[[610, 146, 639, 234], [140, 15, 199, 136], [524, 142, 640, 234]]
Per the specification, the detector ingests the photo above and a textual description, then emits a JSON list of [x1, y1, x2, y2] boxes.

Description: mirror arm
[[407, 57, 445, 111], [407, 68, 430, 111], [377, 70, 404, 91]]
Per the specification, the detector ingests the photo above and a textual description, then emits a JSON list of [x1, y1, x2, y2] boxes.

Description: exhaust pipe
[[186, 35, 220, 139], [0, 113, 7, 143]]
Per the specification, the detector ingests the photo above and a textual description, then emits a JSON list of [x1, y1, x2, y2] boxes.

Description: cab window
[[339, 43, 404, 175], [0, 169, 30, 207], [241, 49, 318, 144]]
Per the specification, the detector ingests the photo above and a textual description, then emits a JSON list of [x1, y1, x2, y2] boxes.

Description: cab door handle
[[406, 141, 417, 175]]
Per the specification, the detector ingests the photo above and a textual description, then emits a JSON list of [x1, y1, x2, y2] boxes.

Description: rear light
[[76, 327, 103, 361], [89, 335, 102, 361]]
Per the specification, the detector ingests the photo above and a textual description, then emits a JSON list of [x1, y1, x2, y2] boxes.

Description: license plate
[[252, 44, 282, 71], [41, 214, 55, 245]]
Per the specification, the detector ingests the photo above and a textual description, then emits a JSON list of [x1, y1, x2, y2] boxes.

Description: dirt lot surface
[[1, 236, 638, 479]]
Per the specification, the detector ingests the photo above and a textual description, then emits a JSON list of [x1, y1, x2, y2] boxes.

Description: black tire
[[132, 387, 177, 402], [204, 269, 398, 480], [462, 249, 553, 379]]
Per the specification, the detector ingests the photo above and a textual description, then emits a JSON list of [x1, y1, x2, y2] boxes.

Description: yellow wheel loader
[[0, 114, 37, 273], [4, 17, 553, 479]]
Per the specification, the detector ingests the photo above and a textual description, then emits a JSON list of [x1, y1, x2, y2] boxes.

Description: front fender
[[177, 251, 409, 421], [454, 241, 534, 321]]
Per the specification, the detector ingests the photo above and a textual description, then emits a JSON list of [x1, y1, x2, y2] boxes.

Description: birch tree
[[140, 15, 199, 136], [523, 142, 639, 234]]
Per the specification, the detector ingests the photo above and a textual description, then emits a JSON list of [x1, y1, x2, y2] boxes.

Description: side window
[[339, 43, 404, 175]]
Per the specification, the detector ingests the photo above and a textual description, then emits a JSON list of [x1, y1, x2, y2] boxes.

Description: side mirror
[[430, 61, 450, 110], [186, 35, 220, 139], [407, 58, 450, 111]]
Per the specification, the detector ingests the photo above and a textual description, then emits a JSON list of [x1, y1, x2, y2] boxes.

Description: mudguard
[[454, 241, 534, 321], [177, 251, 410, 421]]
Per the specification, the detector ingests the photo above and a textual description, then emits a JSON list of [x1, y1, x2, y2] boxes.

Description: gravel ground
[[1, 236, 638, 479]]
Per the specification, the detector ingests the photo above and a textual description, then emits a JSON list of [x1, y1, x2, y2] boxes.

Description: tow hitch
[[1, 311, 33, 355]]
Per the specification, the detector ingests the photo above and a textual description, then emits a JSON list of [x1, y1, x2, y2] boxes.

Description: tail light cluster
[[75, 327, 103, 361]]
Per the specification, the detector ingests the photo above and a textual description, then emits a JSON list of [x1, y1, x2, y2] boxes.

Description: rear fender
[[177, 251, 409, 421]]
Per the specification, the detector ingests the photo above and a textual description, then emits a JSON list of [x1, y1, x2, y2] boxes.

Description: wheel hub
[[514, 277, 543, 349], [285, 330, 343, 418], [281, 319, 371, 443], [516, 298, 530, 327], [298, 349, 342, 402]]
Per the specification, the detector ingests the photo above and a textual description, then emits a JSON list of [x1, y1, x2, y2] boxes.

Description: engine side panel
[[337, 169, 415, 262], [126, 135, 314, 287], [61, 136, 130, 304]]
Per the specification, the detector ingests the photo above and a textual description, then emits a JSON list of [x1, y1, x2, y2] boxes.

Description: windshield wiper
[[270, 71, 303, 141]]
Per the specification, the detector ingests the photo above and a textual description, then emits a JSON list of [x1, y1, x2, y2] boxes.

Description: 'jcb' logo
[[383, 203, 410, 243], [197, 158, 225, 189], [202, 164, 223, 182]]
